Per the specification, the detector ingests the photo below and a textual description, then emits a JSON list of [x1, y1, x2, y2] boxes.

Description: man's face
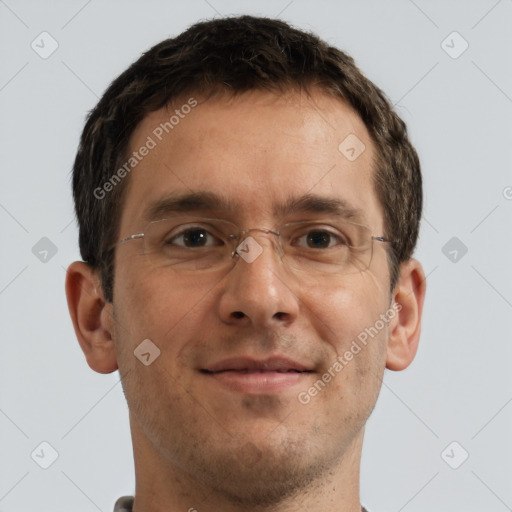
[[110, 89, 392, 502]]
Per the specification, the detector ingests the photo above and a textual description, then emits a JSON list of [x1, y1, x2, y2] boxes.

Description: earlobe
[[65, 261, 118, 374], [386, 258, 426, 371]]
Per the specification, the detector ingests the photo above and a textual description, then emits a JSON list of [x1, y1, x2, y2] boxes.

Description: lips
[[201, 356, 313, 374], [200, 356, 313, 394]]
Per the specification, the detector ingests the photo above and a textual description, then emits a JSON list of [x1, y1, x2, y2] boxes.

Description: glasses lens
[[143, 217, 237, 271], [279, 220, 374, 275], [139, 217, 376, 277]]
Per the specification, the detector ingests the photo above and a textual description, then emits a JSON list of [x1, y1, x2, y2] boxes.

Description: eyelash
[[167, 226, 350, 249]]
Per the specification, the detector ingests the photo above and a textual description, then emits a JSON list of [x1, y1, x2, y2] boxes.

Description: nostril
[[232, 311, 245, 319]]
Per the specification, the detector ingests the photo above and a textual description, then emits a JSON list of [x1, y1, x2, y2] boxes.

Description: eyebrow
[[142, 191, 366, 224]]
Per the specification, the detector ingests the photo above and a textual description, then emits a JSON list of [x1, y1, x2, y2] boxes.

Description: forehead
[[119, 88, 382, 231]]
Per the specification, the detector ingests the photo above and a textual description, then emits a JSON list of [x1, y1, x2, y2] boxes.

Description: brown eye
[[166, 227, 219, 248], [293, 229, 349, 249], [306, 231, 332, 249]]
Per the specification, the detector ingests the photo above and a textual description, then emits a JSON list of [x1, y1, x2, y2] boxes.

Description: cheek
[[112, 262, 212, 362], [299, 275, 389, 404], [301, 274, 387, 352], [112, 268, 208, 409]]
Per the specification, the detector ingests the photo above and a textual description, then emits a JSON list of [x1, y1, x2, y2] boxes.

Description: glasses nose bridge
[[239, 226, 280, 238], [231, 226, 283, 259]]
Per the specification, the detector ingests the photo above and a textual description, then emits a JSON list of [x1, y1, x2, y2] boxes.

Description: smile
[[201, 356, 314, 394]]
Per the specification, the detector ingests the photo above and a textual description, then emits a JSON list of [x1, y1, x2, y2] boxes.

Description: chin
[[183, 435, 342, 506]]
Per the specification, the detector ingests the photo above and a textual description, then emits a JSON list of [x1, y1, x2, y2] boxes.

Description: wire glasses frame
[[114, 216, 393, 276]]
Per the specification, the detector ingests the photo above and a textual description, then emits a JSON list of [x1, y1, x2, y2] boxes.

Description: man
[[65, 15, 426, 512]]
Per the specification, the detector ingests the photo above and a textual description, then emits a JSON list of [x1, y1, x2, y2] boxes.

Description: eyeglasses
[[115, 216, 392, 277]]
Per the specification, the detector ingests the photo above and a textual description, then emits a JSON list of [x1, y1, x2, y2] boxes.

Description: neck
[[130, 414, 365, 512]]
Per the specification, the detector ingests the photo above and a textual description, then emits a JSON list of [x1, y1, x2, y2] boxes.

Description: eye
[[166, 226, 222, 248], [293, 228, 350, 249]]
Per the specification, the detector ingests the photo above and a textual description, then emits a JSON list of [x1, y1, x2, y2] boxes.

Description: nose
[[216, 232, 300, 329]]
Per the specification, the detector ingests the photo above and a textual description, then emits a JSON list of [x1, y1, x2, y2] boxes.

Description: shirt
[[113, 496, 370, 511]]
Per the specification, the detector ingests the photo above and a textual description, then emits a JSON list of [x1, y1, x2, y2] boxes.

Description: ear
[[386, 258, 426, 371], [65, 261, 118, 374]]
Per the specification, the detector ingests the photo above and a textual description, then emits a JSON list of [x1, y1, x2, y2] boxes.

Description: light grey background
[[1, 1, 511, 511]]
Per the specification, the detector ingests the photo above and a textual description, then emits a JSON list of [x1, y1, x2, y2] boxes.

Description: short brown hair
[[72, 15, 422, 302]]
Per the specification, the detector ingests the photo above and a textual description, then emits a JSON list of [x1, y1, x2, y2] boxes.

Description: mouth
[[200, 357, 314, 394]]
